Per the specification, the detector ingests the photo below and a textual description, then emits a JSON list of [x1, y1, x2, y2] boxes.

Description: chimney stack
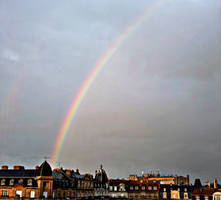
[[1, 166, 8, 170], [65, 169, 71, 175], [214, 178, 218, 189], [13, 165, 24, 170], [187, 175, 190, 185]]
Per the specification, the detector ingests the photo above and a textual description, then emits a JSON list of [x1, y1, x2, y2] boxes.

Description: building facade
[[0, 161, 53, 199], [159, 184, 193, 200], [94, 165, 109, 199], [0, 161, 94, 200]]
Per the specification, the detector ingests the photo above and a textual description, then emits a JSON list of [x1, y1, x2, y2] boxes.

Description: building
[[127, 172, 189, 185], [109, 179, 129, 199], [0, 161, 53, 199], [108, 179, 160, 200], [159, 184, 193, 200], [94, 165, 109, 199], [0, 161, 94, 200], [192, 178, 217, 200], [74, 170, 94, 200], [128, 180, 159, 200], [52, 168, 77, 199], [212, 191, 221, 200]]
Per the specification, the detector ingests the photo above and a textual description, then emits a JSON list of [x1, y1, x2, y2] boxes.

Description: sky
[[0, 0, 221, 183]]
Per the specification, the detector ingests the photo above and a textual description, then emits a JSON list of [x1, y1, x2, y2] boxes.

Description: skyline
[[0, 0, 221, 182]]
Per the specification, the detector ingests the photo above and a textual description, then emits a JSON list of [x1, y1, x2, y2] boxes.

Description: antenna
[[44, 156, 50, 161], [56, 161, 61, 168]]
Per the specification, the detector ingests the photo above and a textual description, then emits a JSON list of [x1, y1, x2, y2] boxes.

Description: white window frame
[[2, 190, 8, 197], [30, 191, 35, 198], [16, 190, 22, 197]]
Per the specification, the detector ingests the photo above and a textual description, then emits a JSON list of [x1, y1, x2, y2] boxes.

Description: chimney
[[53, 168, 62, 173], [187, 175, 190, 185], [65, 169, 71, 175], [35, 165, 39, 170], [1, 165, 8, 170], [13, 165, 24, 170], [214, 178, 218, 189]]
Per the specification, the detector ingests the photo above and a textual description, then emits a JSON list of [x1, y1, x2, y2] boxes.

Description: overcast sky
[[0, 0, 221, 183]]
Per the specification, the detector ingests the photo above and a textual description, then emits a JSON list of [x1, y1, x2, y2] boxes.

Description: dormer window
[[27, 179, 32, 186], [1, 179, 5, 185], [18, 179, 23, 184], [9, 179, 14, 186]]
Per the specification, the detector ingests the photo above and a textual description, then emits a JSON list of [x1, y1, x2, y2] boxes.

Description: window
[[148, 186, 152, 190], [119, 184, 125, 191], [154, 186, 157, 190], [141, 193, 146, 198], [163, 192, 167, 199], [43, 191, 48, 198], [28, 179, 32, 186], [43, 182, 47, 189], [163, 188, 166, 192], [1, 179, 5, 185], [114, 186, 117, 191], [135, 193, 138, 198], [30, 191, 35, 198], [9, 179, 14, 186], [16, 190, 22, 197], [130, 186, 134, 190], [2, 190, 8, 197], [18, 179, 23, 184], [135, 186, 139, 190], [142, 186, 145, 190], [205, 196, 209, 200]]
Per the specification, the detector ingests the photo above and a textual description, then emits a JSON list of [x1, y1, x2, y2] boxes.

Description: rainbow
[[51, 0, 166, 167]]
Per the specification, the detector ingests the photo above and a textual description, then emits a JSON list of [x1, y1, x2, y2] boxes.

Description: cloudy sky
[[0, 0, 221, 183]]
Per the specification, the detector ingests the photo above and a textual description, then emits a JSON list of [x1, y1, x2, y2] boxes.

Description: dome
[[39, 161, 52, 176], [95, 164, 108, 184]]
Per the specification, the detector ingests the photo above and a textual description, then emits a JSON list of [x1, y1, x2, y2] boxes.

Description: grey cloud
[[0, 0, 220, 183]]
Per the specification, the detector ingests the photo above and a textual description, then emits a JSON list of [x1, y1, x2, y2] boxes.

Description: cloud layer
[[0, 0, 220, 183]]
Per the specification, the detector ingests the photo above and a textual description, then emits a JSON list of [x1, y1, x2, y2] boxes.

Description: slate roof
[[39, 161, 52, 176], [0, 169, 39, 177]]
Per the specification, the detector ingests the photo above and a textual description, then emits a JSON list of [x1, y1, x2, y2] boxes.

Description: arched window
[[9, 179, 14, 186], [27, 179, 32, 186], [1, 179, 6, 185]]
